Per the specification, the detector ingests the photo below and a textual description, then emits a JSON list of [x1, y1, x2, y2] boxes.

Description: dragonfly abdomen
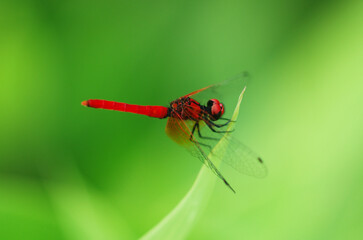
[[82, 99, 168, 118]]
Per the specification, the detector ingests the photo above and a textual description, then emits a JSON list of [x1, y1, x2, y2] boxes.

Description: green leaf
[[140, 87, 247, 240]]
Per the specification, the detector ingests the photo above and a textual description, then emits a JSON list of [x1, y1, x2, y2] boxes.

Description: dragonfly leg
[[217, 117, 236, 126], [219, 117, 236, 122], [195, 122, 219, 141], [213, 121, 231, 128], [204, 119, 234, 133], [208, 118, 235, 128], [190, 123, 213, 151]]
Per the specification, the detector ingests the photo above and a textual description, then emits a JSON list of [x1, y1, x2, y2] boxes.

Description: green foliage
[[0, 1, 362, 240], [141, 88, 246, 240]]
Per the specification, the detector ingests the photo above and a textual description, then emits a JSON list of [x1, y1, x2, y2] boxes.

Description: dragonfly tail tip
[[81, 100, 89, 107]]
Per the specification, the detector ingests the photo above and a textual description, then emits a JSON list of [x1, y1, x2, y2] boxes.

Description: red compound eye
[[219, 103, 225, 115], [208, 99, 224, 120]]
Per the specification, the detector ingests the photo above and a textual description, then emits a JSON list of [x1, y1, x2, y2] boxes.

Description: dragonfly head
[[207, 99, 225, 121]]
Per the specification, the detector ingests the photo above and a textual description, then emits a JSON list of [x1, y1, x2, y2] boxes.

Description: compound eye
[[219, 103, 225, 115], [209, 99, 224, 120], [211, 103, 221, 116], [207, 99, 215, 107]]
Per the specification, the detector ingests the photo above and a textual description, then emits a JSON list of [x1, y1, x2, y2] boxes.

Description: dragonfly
[[82, 73, 267, 193]]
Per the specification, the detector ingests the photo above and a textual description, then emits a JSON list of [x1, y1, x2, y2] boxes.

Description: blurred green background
[[0, 0, 362, 239]]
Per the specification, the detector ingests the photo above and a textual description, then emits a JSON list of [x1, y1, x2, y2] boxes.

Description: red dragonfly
[[82, 73, 267, 192]]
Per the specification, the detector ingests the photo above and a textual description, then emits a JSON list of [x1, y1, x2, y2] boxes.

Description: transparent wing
[[177, 78, 268, 178], [213, 134, 268, 178], [165, 115, 236, 193], [186, 119, 267, 178], [165, 72, 267, 192], [180, 72, 250, 120]]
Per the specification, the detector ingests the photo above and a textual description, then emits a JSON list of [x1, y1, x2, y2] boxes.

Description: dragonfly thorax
[[168, 97, 224, 121]]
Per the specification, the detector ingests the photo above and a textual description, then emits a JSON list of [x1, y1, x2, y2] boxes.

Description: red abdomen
[[82, 99, 168, 119]]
